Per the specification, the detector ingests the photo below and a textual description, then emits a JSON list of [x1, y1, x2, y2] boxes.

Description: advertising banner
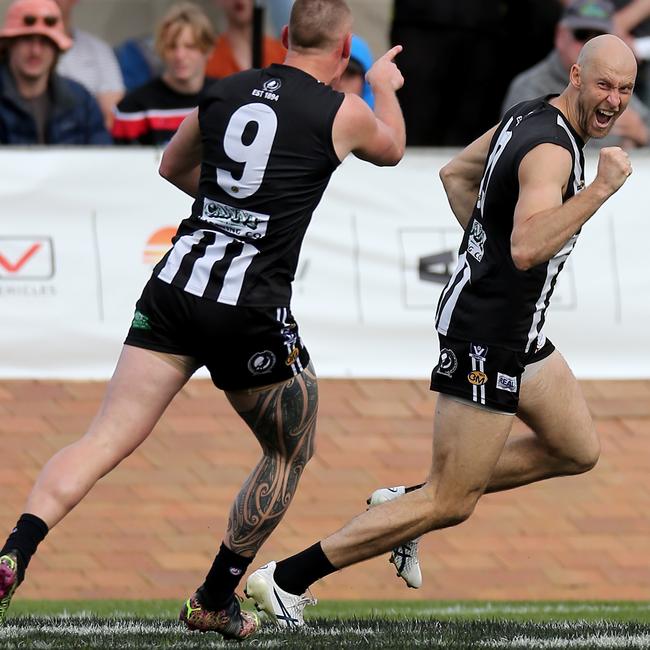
[[1, 149, 648, 379]]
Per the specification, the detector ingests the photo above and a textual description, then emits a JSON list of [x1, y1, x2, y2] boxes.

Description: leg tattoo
[[225, 362, 318, 557]]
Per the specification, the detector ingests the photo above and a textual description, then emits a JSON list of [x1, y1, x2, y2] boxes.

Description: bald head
[[577, 33, 637, 78], [288, 0, 352, 52]]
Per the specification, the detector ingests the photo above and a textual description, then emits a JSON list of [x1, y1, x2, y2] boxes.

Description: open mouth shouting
[[594, 107, 616, 130]]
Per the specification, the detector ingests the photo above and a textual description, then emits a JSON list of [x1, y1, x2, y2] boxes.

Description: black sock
[[405, 483, 424, 493], [273, 542, 336, 595], [198, 542, 252, 611], [0, 513, 49, 583]]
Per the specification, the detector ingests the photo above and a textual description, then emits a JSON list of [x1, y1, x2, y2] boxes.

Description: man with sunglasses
[[502, 0, 649, 149], [0, 0, 110, 144]]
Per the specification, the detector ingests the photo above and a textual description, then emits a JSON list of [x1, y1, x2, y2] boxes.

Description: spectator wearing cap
[[53, 0, 125, 129], [112, 2, 216, 146], [205, 0, 285, 79], [333, 34, 374, 108], [501, 0, 649, 148], [0, 0, 110, 144]]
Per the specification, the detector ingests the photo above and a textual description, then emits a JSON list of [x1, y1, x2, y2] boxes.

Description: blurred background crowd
[[1, 0, 650, 148]]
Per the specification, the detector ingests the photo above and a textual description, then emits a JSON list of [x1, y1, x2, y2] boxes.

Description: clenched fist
[[595, 146, 633, 196], [365, 45, 404, 93]]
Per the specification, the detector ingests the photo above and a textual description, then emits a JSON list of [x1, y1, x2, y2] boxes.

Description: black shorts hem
[[430, 382, 517, 415], [124, 332, 192, 358]]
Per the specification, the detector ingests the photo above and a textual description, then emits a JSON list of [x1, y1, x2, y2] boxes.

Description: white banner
[[1, 148, 648, 379]]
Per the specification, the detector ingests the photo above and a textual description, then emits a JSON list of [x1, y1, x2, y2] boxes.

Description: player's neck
[[283, 52, 337, 85], [549, 93, 589, 143]]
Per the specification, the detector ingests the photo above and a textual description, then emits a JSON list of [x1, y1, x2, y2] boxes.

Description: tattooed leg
[[224, 362, 318, 558]]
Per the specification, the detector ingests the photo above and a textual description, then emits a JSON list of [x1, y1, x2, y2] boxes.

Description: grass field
[[2, 600, 650, 648]]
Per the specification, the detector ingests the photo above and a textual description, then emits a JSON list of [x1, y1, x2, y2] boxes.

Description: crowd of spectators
[[1, 0, 650, 148]]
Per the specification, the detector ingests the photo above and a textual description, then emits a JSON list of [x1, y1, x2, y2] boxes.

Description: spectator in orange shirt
[[206, 0, 285, 78]]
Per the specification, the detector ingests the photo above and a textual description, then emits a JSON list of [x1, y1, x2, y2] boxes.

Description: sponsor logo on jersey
[[497, 372, 517, 393], [436, 348, 458, 378], [467, 220, 487, 262], [248, 350, 276, 375], [285, 347, 300, 365], [468, 370, 488, 386], [469, 343, 488, 362], [201, 199, 269, 240], [0, 237, 54, 279]]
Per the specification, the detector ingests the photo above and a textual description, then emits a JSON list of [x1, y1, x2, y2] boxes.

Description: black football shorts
[[430, 333, 555, 414], [124, 277, 310, 391]]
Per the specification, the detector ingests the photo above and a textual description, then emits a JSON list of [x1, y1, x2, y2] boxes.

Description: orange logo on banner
[[143, 227, 176, 265]]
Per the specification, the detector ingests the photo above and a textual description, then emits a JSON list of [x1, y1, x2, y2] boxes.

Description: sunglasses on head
[[22, 14, 59, 28], [573, 29, 605, 42]]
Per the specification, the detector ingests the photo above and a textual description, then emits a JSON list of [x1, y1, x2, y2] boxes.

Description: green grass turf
[[9, 599, 650, 622], [2, 613, 650, 649]]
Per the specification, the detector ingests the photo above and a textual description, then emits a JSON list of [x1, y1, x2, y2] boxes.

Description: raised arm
[[438, 125, 498, 230], [159, 109, 202, 198], [332, 45, 406, 166], [511, 144, 632, 271]]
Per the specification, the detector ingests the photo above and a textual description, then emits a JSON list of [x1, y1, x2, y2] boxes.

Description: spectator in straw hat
[[0, 0, 110, 144]]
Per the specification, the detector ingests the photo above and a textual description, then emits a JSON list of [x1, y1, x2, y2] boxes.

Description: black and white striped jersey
[[435, 96, 585, 353], [154, 63, 344, 307]]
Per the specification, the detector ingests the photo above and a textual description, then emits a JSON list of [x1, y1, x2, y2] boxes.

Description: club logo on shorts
[[468, 370, 488, 386], [281, 323, 298, 347], [248, 351, 276, 375], [436, 348, 458, 378], [285, 347, 300, 366], [497, 372, 518, 393], [469, 343, 488, 361], [131, 310, 151, 330]]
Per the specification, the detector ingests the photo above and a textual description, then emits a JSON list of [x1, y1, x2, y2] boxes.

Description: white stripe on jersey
[[524, 115, 583, 352], [217, 240, 259, 305], [157, 230, 204, 286], [437, 253, 471, 335], [525, 233, 578, 352], [556, 115, 583, 194]]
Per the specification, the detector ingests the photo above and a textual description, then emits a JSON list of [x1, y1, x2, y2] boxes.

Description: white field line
[[388, 603, 650, 617], [479, 634, 650, 649]]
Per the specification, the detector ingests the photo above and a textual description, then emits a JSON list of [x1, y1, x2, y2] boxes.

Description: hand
[[365, 45, 404, 93], [595, 146, 633, 196]]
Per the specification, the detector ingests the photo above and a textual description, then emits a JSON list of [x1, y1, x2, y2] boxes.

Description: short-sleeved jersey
[[154, 63, 344, 307], [435, 96, 585, 353]]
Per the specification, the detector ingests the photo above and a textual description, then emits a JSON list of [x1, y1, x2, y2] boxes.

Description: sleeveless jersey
[[154, 63, 344, 307], [435, 96, 585, 353]]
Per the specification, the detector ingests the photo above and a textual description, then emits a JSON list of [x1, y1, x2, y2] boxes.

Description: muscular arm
[[158, 109, 202, 198], [511, 144, 624, 271], [438, 125, 498, 230], [332, 45, 405, 166]]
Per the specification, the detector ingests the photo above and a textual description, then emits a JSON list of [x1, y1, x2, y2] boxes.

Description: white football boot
[[367, 486, 423, 589], [245, 561, 317, 628]]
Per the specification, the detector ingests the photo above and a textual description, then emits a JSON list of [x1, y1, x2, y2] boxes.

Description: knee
[[559, 431, 600, 475], [419, 483, 479, 530]]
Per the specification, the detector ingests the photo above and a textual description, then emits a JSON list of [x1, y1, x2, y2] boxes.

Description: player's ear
[[281, 25, 289, 50], [569, 63, 581, 89], [342, 33, 352, 60]]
